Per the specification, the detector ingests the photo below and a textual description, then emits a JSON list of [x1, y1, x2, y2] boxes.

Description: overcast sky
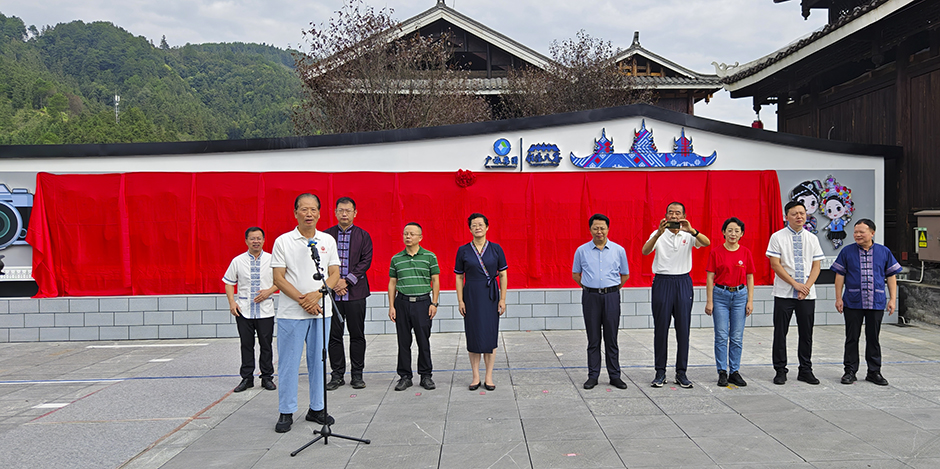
[[1, 0, 827, 130]]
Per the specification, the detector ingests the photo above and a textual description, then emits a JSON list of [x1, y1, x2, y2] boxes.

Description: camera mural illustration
[[0, 183, 33, 251]]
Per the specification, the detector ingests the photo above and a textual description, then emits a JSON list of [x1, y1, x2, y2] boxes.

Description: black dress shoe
[[350, 376, 366, 389], [773, 369, 787, 385], [610, 378, 628, 389], [583, 378, 598, 389], [234, 377, 253, 392], [306, 408, 335, 425], [483, 382, 496, 391], [866, 372, 889, 386], [797, 371, 820, 385], [394, 377, 412, 391], [841, 372, 857, 385], [468, 381, 481, 391], [261, 377, 276, 390], [325, 376, 345, 391], [717, 370, 729, 387], [275, 413, 293, 433], [420, 376, 436, 390], [728, 371, 747, 387]]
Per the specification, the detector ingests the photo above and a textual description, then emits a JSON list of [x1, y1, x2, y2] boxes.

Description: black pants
[[651, 274, 693, 374], [843, 307, 883, 374], [329, 298, 367, 379], [394, 294, 433, 379], [235, 315, 274, 379], [581, 289, 621, 380], [772, 297, 815, 373]]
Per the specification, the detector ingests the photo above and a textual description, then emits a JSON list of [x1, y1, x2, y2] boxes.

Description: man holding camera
[[642, 202, 710, 388]]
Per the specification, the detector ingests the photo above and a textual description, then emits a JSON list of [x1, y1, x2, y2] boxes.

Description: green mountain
[[0, 12, 301, 145]]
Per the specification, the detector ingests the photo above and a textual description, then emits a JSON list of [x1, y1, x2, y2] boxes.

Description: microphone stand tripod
[[292, 242, 371, 456]]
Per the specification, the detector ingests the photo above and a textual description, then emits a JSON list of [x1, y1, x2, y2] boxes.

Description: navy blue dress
[[454, 242, 508, 353]]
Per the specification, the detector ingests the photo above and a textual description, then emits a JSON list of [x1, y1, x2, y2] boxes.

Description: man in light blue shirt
[[572, 213, 630, 390]]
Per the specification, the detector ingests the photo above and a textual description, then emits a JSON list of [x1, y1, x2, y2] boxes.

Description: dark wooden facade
[[729, 0, 940, 258]]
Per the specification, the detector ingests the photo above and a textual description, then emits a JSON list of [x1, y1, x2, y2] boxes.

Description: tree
[[160, 35, 169, 50], [292, 0, 489, 135], [499, 30, 654, 118]]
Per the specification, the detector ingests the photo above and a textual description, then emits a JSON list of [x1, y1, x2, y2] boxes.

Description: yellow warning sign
[[919, 231, 928, 248]]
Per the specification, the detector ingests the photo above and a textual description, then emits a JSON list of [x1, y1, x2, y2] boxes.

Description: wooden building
[[395, 1, 720, 114], [720, 0, 940, 259]]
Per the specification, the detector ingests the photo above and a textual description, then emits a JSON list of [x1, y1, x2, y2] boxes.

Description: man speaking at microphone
[[271, 193, 340, 433]]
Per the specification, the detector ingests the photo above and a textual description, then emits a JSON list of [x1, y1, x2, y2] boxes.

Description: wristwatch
[[431, 302, 439, 307]]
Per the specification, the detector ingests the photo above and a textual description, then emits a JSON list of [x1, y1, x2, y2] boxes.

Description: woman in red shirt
[[705, 217, 755, 387]]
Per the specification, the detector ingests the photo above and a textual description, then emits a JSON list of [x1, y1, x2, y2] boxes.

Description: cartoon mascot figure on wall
[[820, 175, 855, 249], [789, 180, 823, 234]]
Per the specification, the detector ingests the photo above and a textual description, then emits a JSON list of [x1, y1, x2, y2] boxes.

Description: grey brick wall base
[[0, 286, 876, 342]]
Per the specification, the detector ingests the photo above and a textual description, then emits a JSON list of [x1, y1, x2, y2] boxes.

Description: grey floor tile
[[669, 413, 762, 437], [772, 431, 890, 462], [595, 414, 685, 439], [528, 439, 626, 468], [610, 437, 713, 467], [439, 441, 530, 468], [520, 416, 605, 441], [583, 397, 662, 416], [693, 434, 803, 465], [159, 449, 265, 468], [647, 396, 735, 414], [880, 407, 940, 430], [442, 417, 524, 444]]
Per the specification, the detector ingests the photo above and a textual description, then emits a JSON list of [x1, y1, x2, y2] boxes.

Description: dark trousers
[[329, 298, 367, 379], [394, 294, 433, 379], [772, 297, 815, 373], [651, 274, 693, 374], [843, 307, 883, 374], [235, 315, 274, 379], [581, 289, 622, 380]]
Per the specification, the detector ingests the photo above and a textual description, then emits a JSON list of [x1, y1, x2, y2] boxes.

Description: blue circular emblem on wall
[[493, 138, 511, 156]]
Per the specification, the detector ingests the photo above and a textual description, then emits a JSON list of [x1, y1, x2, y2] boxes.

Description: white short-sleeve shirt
[[648, 230, 702, 275], [222, 251, 275, 319], [766, 226, 825, 300], [271, 228, 341, 319]]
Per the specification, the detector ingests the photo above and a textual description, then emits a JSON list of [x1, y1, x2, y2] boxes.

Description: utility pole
[[114, 95, 120, 124]]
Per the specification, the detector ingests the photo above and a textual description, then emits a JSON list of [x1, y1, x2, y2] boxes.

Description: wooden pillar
[[895, 40, 912, 256]]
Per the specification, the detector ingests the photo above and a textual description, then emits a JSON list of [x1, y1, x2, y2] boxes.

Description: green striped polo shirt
[[389, 247, 440, 296]]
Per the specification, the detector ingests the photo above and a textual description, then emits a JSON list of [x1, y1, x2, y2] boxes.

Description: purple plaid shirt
[[831, 243, 901, 310]]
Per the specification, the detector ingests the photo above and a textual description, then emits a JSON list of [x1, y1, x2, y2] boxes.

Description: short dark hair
[[467, 213, 488, 228], [588, 213, 610, 228], [666, 202, 686, 214], [722, 217, 745, 233], [295, 193, 321, 210], [784, 200, 805, 216], [245, 227, 264, 238], [335, 196, 356, 210], [405, 222, 422, 232], [855, 218, 876, 232]]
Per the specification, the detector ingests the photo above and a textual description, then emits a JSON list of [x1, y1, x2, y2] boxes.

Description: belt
[[715, 284, 746, 292], [583, 286, 620, 294], [397, 293, 431, 302]]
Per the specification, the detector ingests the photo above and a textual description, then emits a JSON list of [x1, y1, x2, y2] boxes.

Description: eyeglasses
[[336, 209, 354, 214]]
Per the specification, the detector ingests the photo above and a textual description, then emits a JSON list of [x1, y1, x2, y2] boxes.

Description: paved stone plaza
[[2, 324, 940, 468]]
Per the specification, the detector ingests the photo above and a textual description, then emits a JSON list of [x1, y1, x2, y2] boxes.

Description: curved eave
[[0, 104, 900, 160], [723, 0, 909, 94]]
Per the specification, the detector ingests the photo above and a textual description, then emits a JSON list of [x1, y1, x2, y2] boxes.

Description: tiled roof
[[721, 0, 892, 84]]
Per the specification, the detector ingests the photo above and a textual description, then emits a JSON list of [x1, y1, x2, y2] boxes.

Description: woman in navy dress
[[455, 213, 508, 390]]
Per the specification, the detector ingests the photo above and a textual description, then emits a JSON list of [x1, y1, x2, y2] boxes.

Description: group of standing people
[[222, 194, 902, 434], [222, 195, 509, 433], [571, 200, 901, 391]]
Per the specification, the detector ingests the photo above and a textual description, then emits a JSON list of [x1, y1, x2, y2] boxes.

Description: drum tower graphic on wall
[[570, 120, 717, 168]]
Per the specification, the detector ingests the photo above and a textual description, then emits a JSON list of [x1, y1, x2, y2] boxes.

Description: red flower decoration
[[455, 169, 476, 188]]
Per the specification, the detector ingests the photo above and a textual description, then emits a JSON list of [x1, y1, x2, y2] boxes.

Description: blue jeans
[[711, 287, 747, 373], [277, 317, 330, 414]]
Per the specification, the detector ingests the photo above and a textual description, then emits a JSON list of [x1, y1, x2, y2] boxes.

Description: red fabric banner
[[27, 170, 781, 297]]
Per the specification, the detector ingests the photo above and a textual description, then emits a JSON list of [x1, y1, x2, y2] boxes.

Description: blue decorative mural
[[525, 143, 562, 167], [569, 121, 717, 169]]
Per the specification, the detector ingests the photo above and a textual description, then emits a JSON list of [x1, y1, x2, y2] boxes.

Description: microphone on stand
[[308, 239, 323, 280]]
